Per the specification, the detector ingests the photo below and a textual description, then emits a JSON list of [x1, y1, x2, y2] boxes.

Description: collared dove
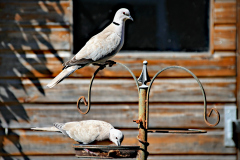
[[47, 8, 133, 88], [31, 120, 124, 146]]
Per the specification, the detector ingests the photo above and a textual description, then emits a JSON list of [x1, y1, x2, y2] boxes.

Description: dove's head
[[109, 129, 124, 146], [113, 8, 133, 23]]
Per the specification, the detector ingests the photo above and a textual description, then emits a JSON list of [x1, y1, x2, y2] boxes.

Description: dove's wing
[[64, 25, 121, 68], [32, 120, 118, 145], [61, 120, 114, 144], [61, 121, 100, 144]]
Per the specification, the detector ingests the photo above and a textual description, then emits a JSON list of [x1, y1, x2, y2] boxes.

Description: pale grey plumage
[[31, 120, 124, 146], [47, 8, 133, 88]]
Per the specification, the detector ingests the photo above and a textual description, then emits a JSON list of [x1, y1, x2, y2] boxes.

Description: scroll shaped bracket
[[77, 96, 88, 114], [76, 60, 140, 115], [76, 61, 116, 115], [204, 108, 220, 127], [146, 65, 221, 129]]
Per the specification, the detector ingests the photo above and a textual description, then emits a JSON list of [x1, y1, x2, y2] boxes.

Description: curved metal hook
[[116, 62, 140, 93], [77, 96, 88, 114], [76, 65, 104, 115], [146, 66, 220, 129], [204, 107, 220, 127], [77, 61, 140, 115]]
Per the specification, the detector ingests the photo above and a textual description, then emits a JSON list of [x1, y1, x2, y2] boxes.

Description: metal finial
[[138, 61, 151, 88]]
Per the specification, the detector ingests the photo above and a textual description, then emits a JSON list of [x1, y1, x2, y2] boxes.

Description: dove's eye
[[116, 137, 118, 139], [123, 12, 125, 15]]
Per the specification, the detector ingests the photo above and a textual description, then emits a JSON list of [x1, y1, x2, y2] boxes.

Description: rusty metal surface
[[137, 88, 148, 160], [73, 145, 139, 159]]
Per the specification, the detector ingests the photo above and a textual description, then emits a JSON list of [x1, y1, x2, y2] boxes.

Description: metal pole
[[136, 61, 150, 160], [137, 87, 148, 160]]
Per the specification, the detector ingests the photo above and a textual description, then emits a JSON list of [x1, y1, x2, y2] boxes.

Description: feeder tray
[[73, 145, 140, 159]]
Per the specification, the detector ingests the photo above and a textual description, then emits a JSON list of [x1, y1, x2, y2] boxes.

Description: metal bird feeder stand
[[73, 61, 220, 159]]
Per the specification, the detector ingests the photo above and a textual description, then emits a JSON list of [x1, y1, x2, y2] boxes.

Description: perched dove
[[47, 8, 133, 88], [31, 120, 124, 146]]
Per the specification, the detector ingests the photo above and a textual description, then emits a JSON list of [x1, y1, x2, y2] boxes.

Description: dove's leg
[[78, 142, 99, 156], [92, 60, 116, 68], [83, 149, 98, 156], [105, 60, 116, 67]]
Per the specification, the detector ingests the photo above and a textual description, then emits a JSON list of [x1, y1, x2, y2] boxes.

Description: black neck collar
[[113, 22, 120, 26]]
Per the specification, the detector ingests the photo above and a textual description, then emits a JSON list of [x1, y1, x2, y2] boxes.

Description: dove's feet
[[84, 148, 99, 156], [92, 60, 116, 70], [105, 60, 116, 67]]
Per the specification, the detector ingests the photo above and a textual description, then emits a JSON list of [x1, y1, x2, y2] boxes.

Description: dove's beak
[[129, 16, 133, 21], [113, 139, 120, 146]]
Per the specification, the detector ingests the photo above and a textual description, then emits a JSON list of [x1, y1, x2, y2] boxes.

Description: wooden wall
[[0, 0, 238, 159]]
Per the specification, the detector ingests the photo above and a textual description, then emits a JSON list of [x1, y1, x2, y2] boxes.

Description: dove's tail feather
[[31, 126, 60, 132], [54, 123, 65, 130], [54, 123, 69, 136], [47, 66, 80, 88]]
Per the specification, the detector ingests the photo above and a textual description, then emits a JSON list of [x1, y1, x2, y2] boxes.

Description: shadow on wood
[[0, 1, 70, 159]]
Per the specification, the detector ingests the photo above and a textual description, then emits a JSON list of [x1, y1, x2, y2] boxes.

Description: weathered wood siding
[[0, 0, 238, 160]]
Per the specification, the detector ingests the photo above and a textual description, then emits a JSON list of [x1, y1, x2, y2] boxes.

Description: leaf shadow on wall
[[0, 0, 68, 159]]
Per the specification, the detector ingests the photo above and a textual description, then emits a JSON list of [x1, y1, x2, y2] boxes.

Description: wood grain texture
[[0, 130, 235, 156], [0, 51, 236, 78], [0, 78, 236, 103], [0, 27, 70, 51], [0, 1, 71, 25], [0, 0, 238, 159], [0, 103, 226, 129], [214, 1, 236, 24], [236, 0, 240, 159], [0, 155, 236, 160], [214, 25, 236, 50]]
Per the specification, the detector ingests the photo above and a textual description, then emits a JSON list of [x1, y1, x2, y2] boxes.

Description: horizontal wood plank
[[0, 130, 235, 155], [214, 25, 236, 50], [0, 51, 236, 78], [0, 78, 235, 103], [1, 155, 236, 160], [214, 1, 236, 24], [0, 156, 78, 160], [0, 27, 70, 51], [0, 103, 226, 129], [0, 1, 71, 25]]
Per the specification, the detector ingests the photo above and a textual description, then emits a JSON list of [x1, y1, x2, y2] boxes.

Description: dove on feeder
[[47, 8, 133, 88], [31, 120, 124, 146]]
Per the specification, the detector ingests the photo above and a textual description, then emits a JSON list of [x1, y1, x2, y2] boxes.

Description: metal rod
[[76, 65, 103, 114], [137, 87, 148, 160], [77, 61, 140, 115], [116, 62, 140, 93], [146, 66, 220, 128]]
